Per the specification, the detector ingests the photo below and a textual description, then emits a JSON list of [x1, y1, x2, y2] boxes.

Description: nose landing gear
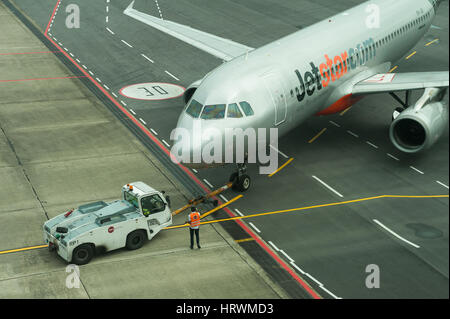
[[229, 162, 251, 192]]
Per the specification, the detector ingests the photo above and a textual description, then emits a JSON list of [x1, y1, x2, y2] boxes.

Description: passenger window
[[186, 99, 203, 118], [141, 194, 166, 217], [227, 103, 243, 118], [239, 102, 254, 116], [201, 104, 226, 119]]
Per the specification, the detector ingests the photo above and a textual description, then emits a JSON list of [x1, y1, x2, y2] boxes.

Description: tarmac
[[0, 2, 289, 298]]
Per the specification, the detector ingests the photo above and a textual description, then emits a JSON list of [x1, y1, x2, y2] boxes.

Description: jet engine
[[390, 87, 448, 153]]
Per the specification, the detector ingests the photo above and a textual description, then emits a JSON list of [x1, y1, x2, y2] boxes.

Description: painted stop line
[[120, 82, 185, 101]]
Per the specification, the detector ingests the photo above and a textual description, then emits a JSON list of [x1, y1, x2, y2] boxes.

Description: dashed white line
[[150, 128, 158, 136], [234, 209, 244, 217], [103, 84, 110, 90], [249, 222, 261, 233], [82, 65, 87, 69], [269, 144, 289, 159], [106, 16, 109, 23], [129, 109, 136, 115], [436, 181, 449, 189], [387, 153, 400, 161], [106, 27, 114, 35], [165, 70, 180, 81], [373, 219, 420, 248], [96, 77, 102, 83], [219, 194, 228, 202], [111, 92, 118, 98], [63, 47, 68, 52], [69, 52, 74, 57], [312, 175, 344, 198], [280, 250, 294, 263], [268, 241, 280, 251], [76, 58, 81, 63], [410, 166, 424, 175], [162, 139, 171, 148], [121, 40, 133, 48], [120, 100, 127, 106], [106, 5, 109, 13], [329, 120, 341, 128], [88, 71, 94, 76], [366, 141, 379, 149], [192, 168, 198, 173], [139, 118, 147, 125], [203, 179, 214, 189], [141, 54, 154, 63], [346, 130, 359, 138]]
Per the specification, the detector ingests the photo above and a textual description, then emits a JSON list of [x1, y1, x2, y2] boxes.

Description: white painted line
[[387, 153, 400, 161], [320, 286, 341, 299], [129, 109, 136, 115], [203, 179, 214, 189], [162, 139, 171, 148], [219, 194, 228, 202], [305, 273, 323, 287], [268, 241, 280, 251], [121, 40, 133, 48], [249, 222, 261, 233], [373, 219, 420, 248], [366, 141, 379, 149], [82, 65, 87, 70], [235, 209, 244, 217], [165, 70, 180, 81], [269, 144, 289, 159], [103, 84, 110, 90], [139, 118, 147, 125], [88, 71, 94, 76], [346, 130, 359, 138], [58, 42, 63, 46], [120, 100, 127, 106], [96, 77, 102, 83], [106, 16, 109, 23], [106, 27, 114, 35], [150, 128, 158, 136], [329, 120, 341, 127], [312, 175, 344, 198], [106, 5, 109, 13], [69, 52, 74, 57], [63, 47, 68, 52], [436, 181, 449, 189], [111, 92, 118, 98], [290, 262, 305, 275], [141, 54, 154, 63], [76, 58, 81, 63], [192, 168, 198, 173], [410, 166, 424, 175], [280, 250, 294, 263]]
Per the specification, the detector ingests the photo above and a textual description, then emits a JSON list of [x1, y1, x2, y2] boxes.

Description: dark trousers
[[190, 228, 200, 247]]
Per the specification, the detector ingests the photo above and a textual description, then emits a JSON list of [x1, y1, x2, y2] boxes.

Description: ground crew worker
[[187, 207, 201, 249]]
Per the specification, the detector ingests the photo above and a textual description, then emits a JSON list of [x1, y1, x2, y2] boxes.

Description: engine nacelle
[[390, 88, 448, 153], [183, 79, 202, 104]]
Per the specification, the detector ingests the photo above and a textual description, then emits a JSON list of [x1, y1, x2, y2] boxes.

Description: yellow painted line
[[268, 157, 294, 177], [0, 244, 48, 255], [406, 51, 417, 60], [164, 194, 449, 230], [235, 238, 254, 243], [308, 128, 327, 144], [425, 38, 439, 46], [389, 65, 398, 73], [199, 195, 243, 219], [340, 106, 352, 116]]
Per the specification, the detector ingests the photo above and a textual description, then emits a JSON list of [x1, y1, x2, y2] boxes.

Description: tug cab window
[[227, 103, 243, 118], [124, 191, 139, 209], [141, 194, 166, 217], [201, 104, 226, 119], [186, 99, 203, 118], [239, 101, 254, 116]]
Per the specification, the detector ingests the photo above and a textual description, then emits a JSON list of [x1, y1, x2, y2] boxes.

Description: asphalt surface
[[5, 0, 449, 298]]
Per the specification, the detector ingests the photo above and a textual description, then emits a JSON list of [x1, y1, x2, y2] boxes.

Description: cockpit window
[[239, 102, 254, 116], [227, 103, 243, 118], [201, 104, 226, 119], [186, 99, 203, 118]]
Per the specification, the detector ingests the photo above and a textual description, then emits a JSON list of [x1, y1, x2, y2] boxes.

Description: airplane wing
[[124, 1, 254, 61], [352, 72, 449, 94]]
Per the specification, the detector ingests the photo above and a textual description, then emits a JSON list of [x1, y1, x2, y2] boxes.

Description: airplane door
[[261, 71, 287, 126]]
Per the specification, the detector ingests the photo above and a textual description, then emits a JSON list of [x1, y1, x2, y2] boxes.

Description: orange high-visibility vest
[[189, 212, 201, 228]]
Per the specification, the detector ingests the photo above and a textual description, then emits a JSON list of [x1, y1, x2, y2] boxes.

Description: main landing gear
[[229, 162, 251, 192]]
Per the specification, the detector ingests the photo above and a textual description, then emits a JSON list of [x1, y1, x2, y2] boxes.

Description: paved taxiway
[[0, 1, 289, 298], [4, 0, 449, 298]]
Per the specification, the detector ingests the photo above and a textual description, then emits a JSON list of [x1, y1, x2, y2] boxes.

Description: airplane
[[124, 0, 449, 192]]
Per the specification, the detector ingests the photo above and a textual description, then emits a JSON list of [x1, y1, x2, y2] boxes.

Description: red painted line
[[43, 0, 321, 299], [0, 51, 60, 56], [0, 76, 86, 82]]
